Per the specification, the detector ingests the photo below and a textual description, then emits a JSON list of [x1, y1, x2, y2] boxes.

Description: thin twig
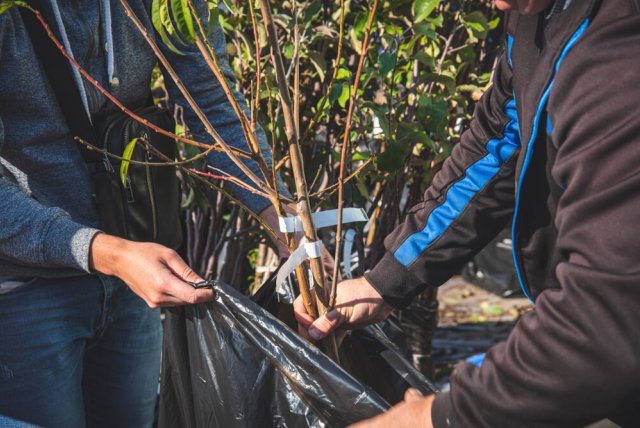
[[190, 170, 271, 198], [186, 0, 273, 184], [310, 157, 374, 199], [300, 0, 345, 144], [330, 0, 379, 310], [248, 0, 262, 132], [119, 0, 272, 197], [258, 0, 324, 320], [74, 137, 216, 167], [293, 2, 300, 138]]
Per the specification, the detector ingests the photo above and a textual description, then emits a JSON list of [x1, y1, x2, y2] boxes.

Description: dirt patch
[[438, 276, 533, 326]]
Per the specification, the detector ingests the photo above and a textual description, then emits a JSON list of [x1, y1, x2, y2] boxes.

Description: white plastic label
[[278, 208, 368, 233], [304, 240, 323, 259], [342, 229, 357, 279], [275, 240, 323, 288]]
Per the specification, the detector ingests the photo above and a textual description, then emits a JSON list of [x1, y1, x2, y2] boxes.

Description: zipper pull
[[124, 176, 135, 203]]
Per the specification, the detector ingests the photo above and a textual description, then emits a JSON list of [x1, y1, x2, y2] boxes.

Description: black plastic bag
[[252, 272, 436, 404], [158, 281, 436, 427]]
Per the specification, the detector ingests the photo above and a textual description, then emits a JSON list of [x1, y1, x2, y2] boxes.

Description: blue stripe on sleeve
[[394, 97, 521, 267], [466, 353, 486, 368], [507, 35, 514, 67]]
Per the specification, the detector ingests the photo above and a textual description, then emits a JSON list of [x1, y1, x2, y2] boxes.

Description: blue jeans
[[0, 274, 162, 428]]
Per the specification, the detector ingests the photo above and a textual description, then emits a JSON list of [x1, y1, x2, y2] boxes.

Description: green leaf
[[151, 0, 184, 55], [329, 83, 343, 105], [412, 0, 440, 24], [376, 140, 409, 173], [120, 138, 139, 186], [171, 0, 196, 43], [337, 84, 351, 108], [207, 1, 220, 35], [418, 94, 449, 135], [161, 0, 186, 44], [415, 51, 435, 69], [488, 16, 501, 30], [307, 51, 327, 81], [336, 67, 351, 81], [181, 187, 196, 209], [423, 73, 456, 95], [427, 13, 444, 28], [220, 0, 239, 15], [413, 22, 436, 39], [377, 51, 396, 77], [0, 1, 27, 14], [283, 43, 295, 60], [352, 151, 371, 162], [303, 0, 322, 24], [463, 11, 490, 40]]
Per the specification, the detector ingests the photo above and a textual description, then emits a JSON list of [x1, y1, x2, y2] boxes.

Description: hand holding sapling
[[294, 276, 393, 343]]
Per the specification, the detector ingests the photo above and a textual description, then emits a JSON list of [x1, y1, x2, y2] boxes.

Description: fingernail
[[407, 388, 423, 397], [309, 327, 323, 340]]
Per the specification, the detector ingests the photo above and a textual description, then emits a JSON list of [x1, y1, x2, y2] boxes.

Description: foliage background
[[177, 0, 503, 292]]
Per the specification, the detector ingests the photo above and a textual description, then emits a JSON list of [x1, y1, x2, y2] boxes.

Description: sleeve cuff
[[42, 215, 101, 273], [365, 251, 427, 309], [432, 392, 456, 428]]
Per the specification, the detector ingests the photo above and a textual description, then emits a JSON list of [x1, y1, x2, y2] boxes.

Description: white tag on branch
[[275, 240, 323, 289], [343, 229, 358, 280], [304, 240, 323, 259], [278, 208, 369, 233]]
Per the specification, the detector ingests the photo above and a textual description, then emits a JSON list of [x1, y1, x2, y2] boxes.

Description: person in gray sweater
[[0, 1, 286, 426]]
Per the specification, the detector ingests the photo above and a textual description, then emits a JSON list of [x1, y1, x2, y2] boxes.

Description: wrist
[[89, 233, 128, 276], [358, 276, 394, 317]]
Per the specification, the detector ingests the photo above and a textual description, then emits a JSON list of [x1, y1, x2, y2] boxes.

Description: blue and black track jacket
[[366, 0, 640, 425]]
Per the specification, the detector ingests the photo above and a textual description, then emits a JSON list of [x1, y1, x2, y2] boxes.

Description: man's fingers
[[297, 324, 313, 341], [164, 275, 215, 304], [159, 250, 214, 304], [163, 249, 204, 283], [308, 309, 343, 340], [293, 295, 315, 328], [404, 388, 424, 402]]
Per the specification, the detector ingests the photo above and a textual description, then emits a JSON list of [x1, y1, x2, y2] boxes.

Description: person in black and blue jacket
[[296, 0, 640, 426]]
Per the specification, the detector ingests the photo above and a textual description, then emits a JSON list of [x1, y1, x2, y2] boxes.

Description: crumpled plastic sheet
[[158, 281, 436, 428]]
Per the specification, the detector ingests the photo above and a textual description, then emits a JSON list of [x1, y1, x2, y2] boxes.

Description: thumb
[[404, 388, 424, 402], [308, 309, 343, 340]]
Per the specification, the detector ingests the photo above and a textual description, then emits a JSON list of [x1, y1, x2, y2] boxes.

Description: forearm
[[367, 52, 519, 309], [0, 176, 99, 272]]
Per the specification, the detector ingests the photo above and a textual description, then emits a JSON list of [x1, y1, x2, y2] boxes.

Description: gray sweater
[[0, 0, 273, 282]]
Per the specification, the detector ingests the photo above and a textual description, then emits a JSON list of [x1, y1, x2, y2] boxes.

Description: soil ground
[[432, 275, 532, 383], [437, 275, 533, 326]]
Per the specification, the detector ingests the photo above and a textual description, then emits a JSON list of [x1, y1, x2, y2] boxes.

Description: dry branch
[[330, 0, 379, 309]]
